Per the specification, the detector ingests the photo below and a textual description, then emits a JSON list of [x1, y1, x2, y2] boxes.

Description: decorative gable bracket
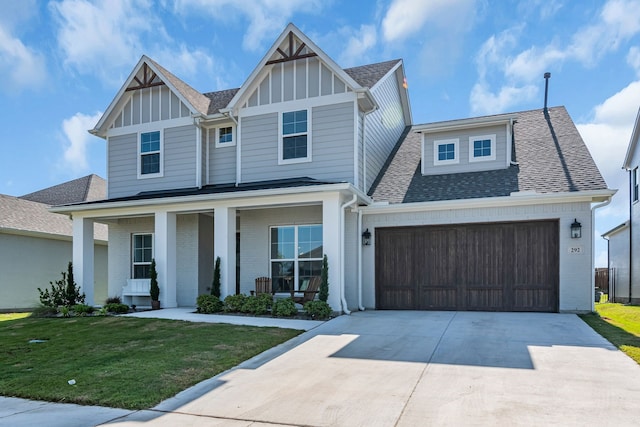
[[266, 31, 318, 65], [125, 63, 165, 92]]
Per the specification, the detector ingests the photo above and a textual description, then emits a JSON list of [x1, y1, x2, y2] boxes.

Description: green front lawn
[[0, 316, 301, 409], [580, 303, 640, 365]]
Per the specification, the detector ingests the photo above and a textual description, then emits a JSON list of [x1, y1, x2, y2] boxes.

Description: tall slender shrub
[[211, 256, 221, 297], [319, 254, 329, 302], [149, 259, 160, 301]]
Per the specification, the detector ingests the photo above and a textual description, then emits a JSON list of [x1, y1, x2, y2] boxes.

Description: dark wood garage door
[[375, 221, 559, 312]]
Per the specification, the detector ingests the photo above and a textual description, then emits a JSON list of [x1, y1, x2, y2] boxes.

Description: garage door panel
[[376, 221, 559, 312]]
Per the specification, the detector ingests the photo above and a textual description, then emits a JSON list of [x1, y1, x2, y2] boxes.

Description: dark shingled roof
[[370, 106, 608, 203], [20, 174, 106, 205], [344, 59, 401, 88], [204, 88, 240, 115]]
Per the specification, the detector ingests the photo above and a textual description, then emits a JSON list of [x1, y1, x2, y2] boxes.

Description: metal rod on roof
[[544, 72, 551, 112]]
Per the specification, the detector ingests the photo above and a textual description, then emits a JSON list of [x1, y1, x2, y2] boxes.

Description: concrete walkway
[[2, 311, 640, 426]]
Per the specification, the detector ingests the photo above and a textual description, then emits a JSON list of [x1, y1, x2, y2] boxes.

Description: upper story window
[[279, 109, 311, 164], [215, 126, 235, 147], [634, 167, 639, 203], [433, 138, 459, 166], [469, 135, 496, 162], [132, 233, 153, 279], [138, 131, 163, 178]]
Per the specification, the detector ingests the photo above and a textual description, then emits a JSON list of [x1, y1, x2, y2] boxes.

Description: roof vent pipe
[[543, 72, 551, 112]]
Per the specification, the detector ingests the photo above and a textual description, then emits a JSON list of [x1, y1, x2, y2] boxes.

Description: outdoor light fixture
[[570, 219, 582, 239], [362, 228, 371, 246]]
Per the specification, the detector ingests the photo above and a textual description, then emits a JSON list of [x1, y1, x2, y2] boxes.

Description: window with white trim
[[433, 138, 459, 165], [139, 131, 162, 177], [270, 225, 322, 293], [280, 109, 310, 163], [469, 134, 496, 162], [215, 126, 235, 147], [634, 167, 639, 203], [132, 233, 153, 279]]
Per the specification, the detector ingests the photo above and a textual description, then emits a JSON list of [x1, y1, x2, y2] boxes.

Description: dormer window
[[279, 109, 311, 164], [215, 126, 235, 147], [138, 131, 163, 178], [433, 138, 459, 166], [469, 135, 496, 162]]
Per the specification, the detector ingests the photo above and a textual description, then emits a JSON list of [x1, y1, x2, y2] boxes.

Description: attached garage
[[375, 220, 559, 312]]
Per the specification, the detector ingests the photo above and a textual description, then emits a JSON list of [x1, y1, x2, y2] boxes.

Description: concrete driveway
[[3, 311, 640, 426], [99, 310, 640, 426]]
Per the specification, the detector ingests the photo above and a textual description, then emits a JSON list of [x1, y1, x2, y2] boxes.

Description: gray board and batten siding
[[207, 127, 236, 185], [364, 67, 406, 193], [108, 125, 197, 199], [111, 85, 192, 130], [422, 124, 508, 175], [239, 102, 355, 184]]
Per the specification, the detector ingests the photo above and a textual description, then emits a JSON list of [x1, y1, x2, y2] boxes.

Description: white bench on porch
[[122, 279, 151, 307]]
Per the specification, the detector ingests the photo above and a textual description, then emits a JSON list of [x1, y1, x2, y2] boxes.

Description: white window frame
[[132, 233, 154, 279], [215, 125, 236, 148], [433, 138, 459, 166], [137, 129, 164, 179], [269, 224, 323, 293], [278, 108, 312, 165], [468, 134, 496, 162]]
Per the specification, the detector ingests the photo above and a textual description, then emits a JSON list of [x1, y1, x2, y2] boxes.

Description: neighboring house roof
[[602, 221, 630, 238], [20, 174, 106, 205], [204, 88, 240, 115], [623, 107, 640, 169], [0, 194, 107, 242], [371, 106, 608, 203]]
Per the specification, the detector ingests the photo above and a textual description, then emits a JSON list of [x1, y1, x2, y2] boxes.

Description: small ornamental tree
[[149, 258, 160, 302], [211, 256, 221, 297], [37, 261, 85, 308], [319, 254, 329, 302]]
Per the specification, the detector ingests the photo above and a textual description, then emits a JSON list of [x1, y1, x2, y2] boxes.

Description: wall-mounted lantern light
[[570, 219, 582, 239], [362, 228, 371, 246]]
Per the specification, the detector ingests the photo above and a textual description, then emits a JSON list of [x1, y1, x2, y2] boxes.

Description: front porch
[[69, 186, 365, 313]]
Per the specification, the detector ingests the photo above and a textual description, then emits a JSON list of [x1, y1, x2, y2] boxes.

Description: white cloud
[[627, 46, 640, 76], [576, 80, 640, 266], [381, 0, 474, 42], [173, 0, 326, 52], [0, 26, 47, 94], [60, 112, 103, 174], [470, 82, 537, 115], [471, 0, 640, 114], [50, 0, 217, 87], [337, 25, 377, 67]]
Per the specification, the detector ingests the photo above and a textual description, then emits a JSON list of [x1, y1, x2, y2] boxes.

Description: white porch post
[[155, 211, 177, 308], [322, 194, 342, 312], [73, 217, 94, 305], [214, 206, 236, 299]]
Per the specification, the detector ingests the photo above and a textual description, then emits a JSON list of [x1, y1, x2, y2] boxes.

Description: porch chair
[[291, 276, 321, 305], [255, 276, 272, 295]]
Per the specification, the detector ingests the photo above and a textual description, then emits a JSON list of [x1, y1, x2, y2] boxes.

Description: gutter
[[340, 195, 358, 315], [357, 208, 365, 311], [592, 196, 612, 311], [630, 170, 634, 304]]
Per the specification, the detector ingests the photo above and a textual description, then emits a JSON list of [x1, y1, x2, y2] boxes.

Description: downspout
[[592, 197, 612, 311], [357, 208, 366, 311], [341, 194, 358, 315], [630, 170, 633, 304]]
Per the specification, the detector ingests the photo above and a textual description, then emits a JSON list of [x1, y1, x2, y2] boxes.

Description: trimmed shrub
[[272, 298, 297, 317], [105, 296, 122, 304], [240, 294, 271, 315], [104, 303, 130, 314], [149, 259, 160, 301], [319, 255, 329, 302], [211, 256, 221, 297], [72, 304, 94, 316], [196, 294, 223, 314], [223, 294, 247, 313], [303, 300, 332, 320]]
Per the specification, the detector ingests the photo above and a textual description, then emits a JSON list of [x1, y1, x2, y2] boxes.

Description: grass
[[0, 316, 301, 409], [580, 302, 640, 365]]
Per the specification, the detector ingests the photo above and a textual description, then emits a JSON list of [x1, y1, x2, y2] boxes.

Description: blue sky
[[1, 0, 639, 266]]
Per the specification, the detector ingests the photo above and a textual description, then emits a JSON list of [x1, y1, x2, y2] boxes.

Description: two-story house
[[610, 107, 640, 304], [52, 23, 613, 313]]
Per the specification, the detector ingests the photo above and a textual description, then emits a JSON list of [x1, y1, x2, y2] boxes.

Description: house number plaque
[[568, 246, 583, 254]]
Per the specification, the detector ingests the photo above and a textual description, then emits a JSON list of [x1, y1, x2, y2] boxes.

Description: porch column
[[214, 206, 236, 299], [73, 217, 94, 305], [322, 194, 342, 312], [155, 211, 177, 308]]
